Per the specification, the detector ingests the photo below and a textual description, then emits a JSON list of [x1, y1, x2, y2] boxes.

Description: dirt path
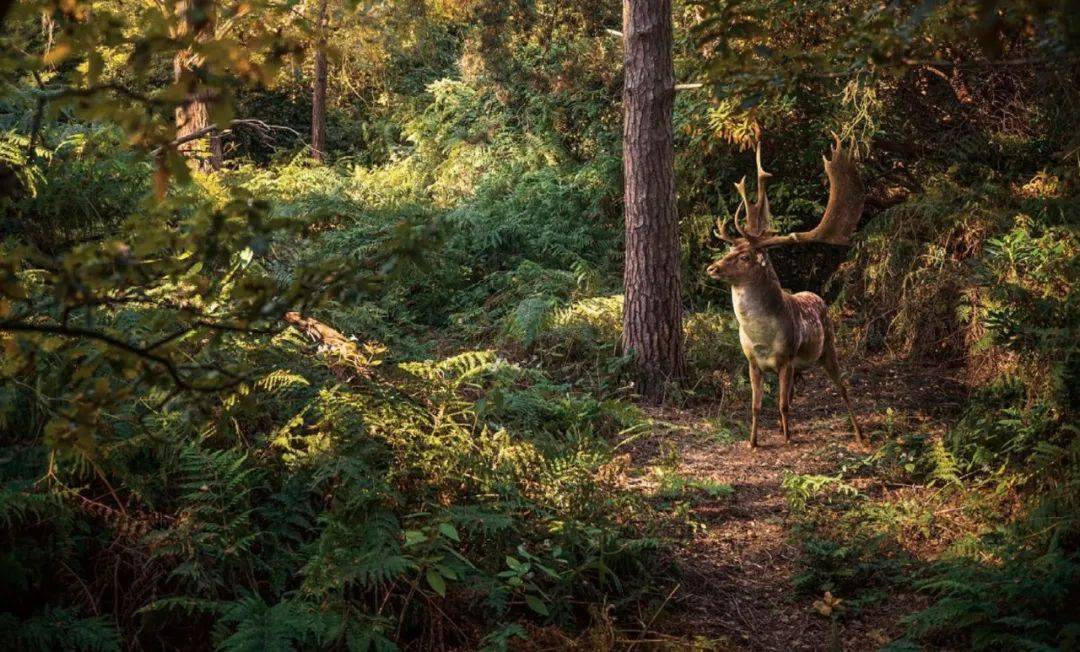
[[630, 358, 965, 651]]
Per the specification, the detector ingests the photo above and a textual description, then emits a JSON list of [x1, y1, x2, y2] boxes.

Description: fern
[[0, 130, 44, 199], [302, 510, 414, 594], [431, 350, 499, 383], [781, 473, 861, 511], [502, 295, 557, 349], [926, 439, 961, 486], [0, 483, 61, 529], [146, 446, 266, 595], [217, 595, 323, 652], [904, 548, 1080, 649], [0, 81, 659, 649], [0, 606, 121, 652]]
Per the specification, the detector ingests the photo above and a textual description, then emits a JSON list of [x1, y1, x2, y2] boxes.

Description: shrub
[[518, 294, 743, 398], [2, 127, 149, 249]]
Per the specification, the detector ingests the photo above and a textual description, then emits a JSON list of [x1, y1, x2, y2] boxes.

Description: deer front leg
[[778, 363, 794, 443], [748, 362, 763, 448]]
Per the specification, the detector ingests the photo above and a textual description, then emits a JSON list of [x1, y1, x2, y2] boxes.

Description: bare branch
[[151, 118, 301, 155]]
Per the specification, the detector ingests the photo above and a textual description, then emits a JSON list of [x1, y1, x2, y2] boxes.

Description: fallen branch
[[283, 311, 375, 377], [154, 118, 302, 154]]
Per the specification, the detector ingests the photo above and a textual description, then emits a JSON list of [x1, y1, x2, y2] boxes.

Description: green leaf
[[536, 563, 560, 580], [426, 569, 446, 597], [524, 595, 549, 616], [438, 522, 460, 542], [435, 563, 458, 580]]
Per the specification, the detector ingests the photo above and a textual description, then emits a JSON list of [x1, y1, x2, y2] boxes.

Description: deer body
[[733, 283, 825, 373], [707, 137, 866, 448], [730, 257, 827, 372]]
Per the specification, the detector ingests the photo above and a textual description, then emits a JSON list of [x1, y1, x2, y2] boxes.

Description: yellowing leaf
[[43, 43, 73, 66]]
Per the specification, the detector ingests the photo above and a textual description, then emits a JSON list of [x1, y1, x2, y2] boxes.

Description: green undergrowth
[[0, 108, 675, 648], [784, 386, 1078, 649], [502, 293, 744, 399], [792, 153, 1080, 648], [2, 319, 664, 648]]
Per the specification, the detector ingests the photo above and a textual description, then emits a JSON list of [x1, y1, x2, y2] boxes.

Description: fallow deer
[[706, 136, 866, 447]]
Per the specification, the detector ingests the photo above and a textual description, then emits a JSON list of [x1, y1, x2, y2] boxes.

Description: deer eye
[[739, 254, 750, 262]]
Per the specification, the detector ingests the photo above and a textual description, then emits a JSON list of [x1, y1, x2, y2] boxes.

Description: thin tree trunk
[[174, 0, 221, 172], [621, 0, 682, 403], [311, 0, 329, 162]]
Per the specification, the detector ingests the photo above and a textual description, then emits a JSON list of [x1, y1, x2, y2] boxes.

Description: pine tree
[[174, 0, 223, 171], [310, 0, 329, 162], [620, 0, 683, 402]]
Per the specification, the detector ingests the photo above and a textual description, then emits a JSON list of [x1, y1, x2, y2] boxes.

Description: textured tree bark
[[311, 0, 329, 163], [174, 0, 222, 172], [621, 0, 682, 403]]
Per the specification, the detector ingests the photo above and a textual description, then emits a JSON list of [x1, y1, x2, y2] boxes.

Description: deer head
[[706, 134, 865, 285]]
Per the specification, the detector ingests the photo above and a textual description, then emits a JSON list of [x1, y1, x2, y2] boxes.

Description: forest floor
[[623, 356, 968, 651]]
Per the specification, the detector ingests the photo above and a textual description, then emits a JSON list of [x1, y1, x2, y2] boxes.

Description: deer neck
[[730, 255, 788, 342]]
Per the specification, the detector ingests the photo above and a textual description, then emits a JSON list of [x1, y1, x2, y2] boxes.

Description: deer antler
[[752, 133, 865, 249], [715, 204, 744, 244], [734, 142, 773, 238]]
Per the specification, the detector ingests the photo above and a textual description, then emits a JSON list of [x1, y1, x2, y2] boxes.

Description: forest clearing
[[1, 0, 1077, 650]]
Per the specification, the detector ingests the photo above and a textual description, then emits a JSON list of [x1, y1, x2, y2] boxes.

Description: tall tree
[[174, 0, 222, 172], [311, 0, 329, 162], [621, 0, 682, 402]]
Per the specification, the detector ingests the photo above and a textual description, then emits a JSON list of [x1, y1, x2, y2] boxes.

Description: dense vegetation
[[1, 0, 1077, 649]]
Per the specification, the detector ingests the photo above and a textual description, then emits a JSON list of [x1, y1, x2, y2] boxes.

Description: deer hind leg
[[822, 329, 865, 445], [748, 362, 763, 448], [778, 363, 794, 443]]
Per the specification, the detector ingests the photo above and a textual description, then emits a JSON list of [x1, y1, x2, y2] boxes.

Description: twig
[[60, 561, 101, 615], [900, 56, 1075, 69], [395, 579, 418, 641], [628, 583, 680, 649], [31, 82, 157, 106]]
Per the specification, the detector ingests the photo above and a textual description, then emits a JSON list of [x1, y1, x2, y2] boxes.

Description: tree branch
[[0, 321, 245, 392]]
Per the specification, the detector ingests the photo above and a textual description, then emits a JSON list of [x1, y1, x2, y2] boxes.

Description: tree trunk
[[621, 0, 682, 402], [311, 0, 329, 163], [174, 0, 221, 172]]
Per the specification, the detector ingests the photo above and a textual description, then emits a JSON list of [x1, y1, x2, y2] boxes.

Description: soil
[[624, 356, 968, 651]]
